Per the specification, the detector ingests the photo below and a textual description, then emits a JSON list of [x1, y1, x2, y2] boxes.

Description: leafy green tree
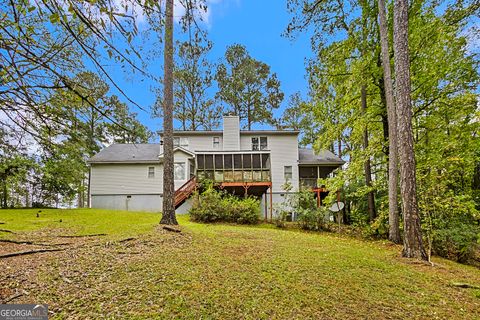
[[175, 37, 221, 131], [105, 96, 152, 144], [378, 0, 401, 244], [37, 141, 86, 207], [215, 44, 284, 129], [40, 72, 151, 207], [393, 0, 427, 260], [154, 34, 221, 131], [286, 0, 479, 261], [0, 155, 33, 208], [278, 92, 317, 146]]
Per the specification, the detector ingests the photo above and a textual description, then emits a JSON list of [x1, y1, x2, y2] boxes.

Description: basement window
[[148, 167, 155, 178]]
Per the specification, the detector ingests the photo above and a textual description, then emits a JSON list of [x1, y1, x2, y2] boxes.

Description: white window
[[190, 162, 195, 178], [284, 166, 292, 181], [173, 137, 189, 148], [260, 137, 268, 150], [251, 136, 268, 151], [174, 163, 186, 180], [148, 167, 155, 178], [213, 136, 220, 148]]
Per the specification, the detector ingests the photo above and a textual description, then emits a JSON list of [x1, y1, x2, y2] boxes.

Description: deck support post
[[316, 189, 320, 207], [269, 185, 273, 222], [264, 193, 268, 221]]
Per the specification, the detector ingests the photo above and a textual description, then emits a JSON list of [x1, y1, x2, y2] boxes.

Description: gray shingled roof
[[298, 148, 345, 166], [88, 144, 161, 163], [89, 144, 345, 166]]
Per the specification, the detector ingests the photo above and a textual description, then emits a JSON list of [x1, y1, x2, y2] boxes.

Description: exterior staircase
[[174, 176, 197, 209]]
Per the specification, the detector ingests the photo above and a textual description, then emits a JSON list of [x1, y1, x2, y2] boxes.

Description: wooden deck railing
[[174, 176, 197, 208]]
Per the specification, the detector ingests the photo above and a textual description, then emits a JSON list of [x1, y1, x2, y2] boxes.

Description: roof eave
[[158, 146, 196, 158], [298, 161, 345, 166], [88, 160, 161, 164]]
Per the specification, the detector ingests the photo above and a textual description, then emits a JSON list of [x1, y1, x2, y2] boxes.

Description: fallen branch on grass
[[0, 229, 15, 233], [451, 282, 480, 289], [163, 226, 181, 233], [0, 239, 68, 246], [118, 237, 136, 243], [0, 222, 5, 224], [58, 233, 106, 238], [2, 293, 23, 304], [0, 248, 65, 259]]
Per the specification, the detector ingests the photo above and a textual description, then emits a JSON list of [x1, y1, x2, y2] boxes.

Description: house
[[87, 116, 344, 217]]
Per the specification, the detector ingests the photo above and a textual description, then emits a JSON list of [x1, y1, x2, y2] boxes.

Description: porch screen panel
[[224, 154, 232, 169], [205, 155, 214, 169], [196, 154, 205, 180], [261, 154, 270, 169], [205, 154, 214, 180], [242, 154, 252, 168], [215, 154, 224, 181], [252, 154, 262, 181], [233, 154, 243, 181], [195, 153, 271, 183], [215, 155, 224, 169], [224, 154, 233, 182], [197, 154, 205, 169]]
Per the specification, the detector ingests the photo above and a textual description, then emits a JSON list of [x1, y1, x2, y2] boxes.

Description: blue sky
[[111, 0, 312, 135]]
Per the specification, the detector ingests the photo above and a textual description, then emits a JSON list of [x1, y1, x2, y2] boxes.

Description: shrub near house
[[189, 184, 260, 224]]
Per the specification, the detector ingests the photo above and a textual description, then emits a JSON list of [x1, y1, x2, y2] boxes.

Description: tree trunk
[[160, 0, 178, 225], [2, 182, 7, 209], [77, 180, 83, 208], [393, 0, 427, 260], [361, 85, 376, 222], [378, 0, 401, 244], [25, 186, 30, 208]]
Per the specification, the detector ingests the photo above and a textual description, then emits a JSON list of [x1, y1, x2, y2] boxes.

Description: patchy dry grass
[[1, 209, 479, 319]]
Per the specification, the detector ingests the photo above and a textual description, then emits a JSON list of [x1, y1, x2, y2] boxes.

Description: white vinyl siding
[[91, 150, 194, 195], [91, 164, 163, 195], [178, 135, 223, 152], [240, 134, 299, 192]]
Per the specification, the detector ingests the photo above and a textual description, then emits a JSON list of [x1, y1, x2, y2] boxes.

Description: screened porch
[[299, 165, 340, 188], [196, 152, 271, 183]]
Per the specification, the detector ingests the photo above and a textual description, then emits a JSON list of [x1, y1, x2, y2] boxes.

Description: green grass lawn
[[1, 209, 479, 319], [0, 208, 161, 239]]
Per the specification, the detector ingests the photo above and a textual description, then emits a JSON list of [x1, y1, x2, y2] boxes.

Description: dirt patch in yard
[[0, 228, 191, 307]]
